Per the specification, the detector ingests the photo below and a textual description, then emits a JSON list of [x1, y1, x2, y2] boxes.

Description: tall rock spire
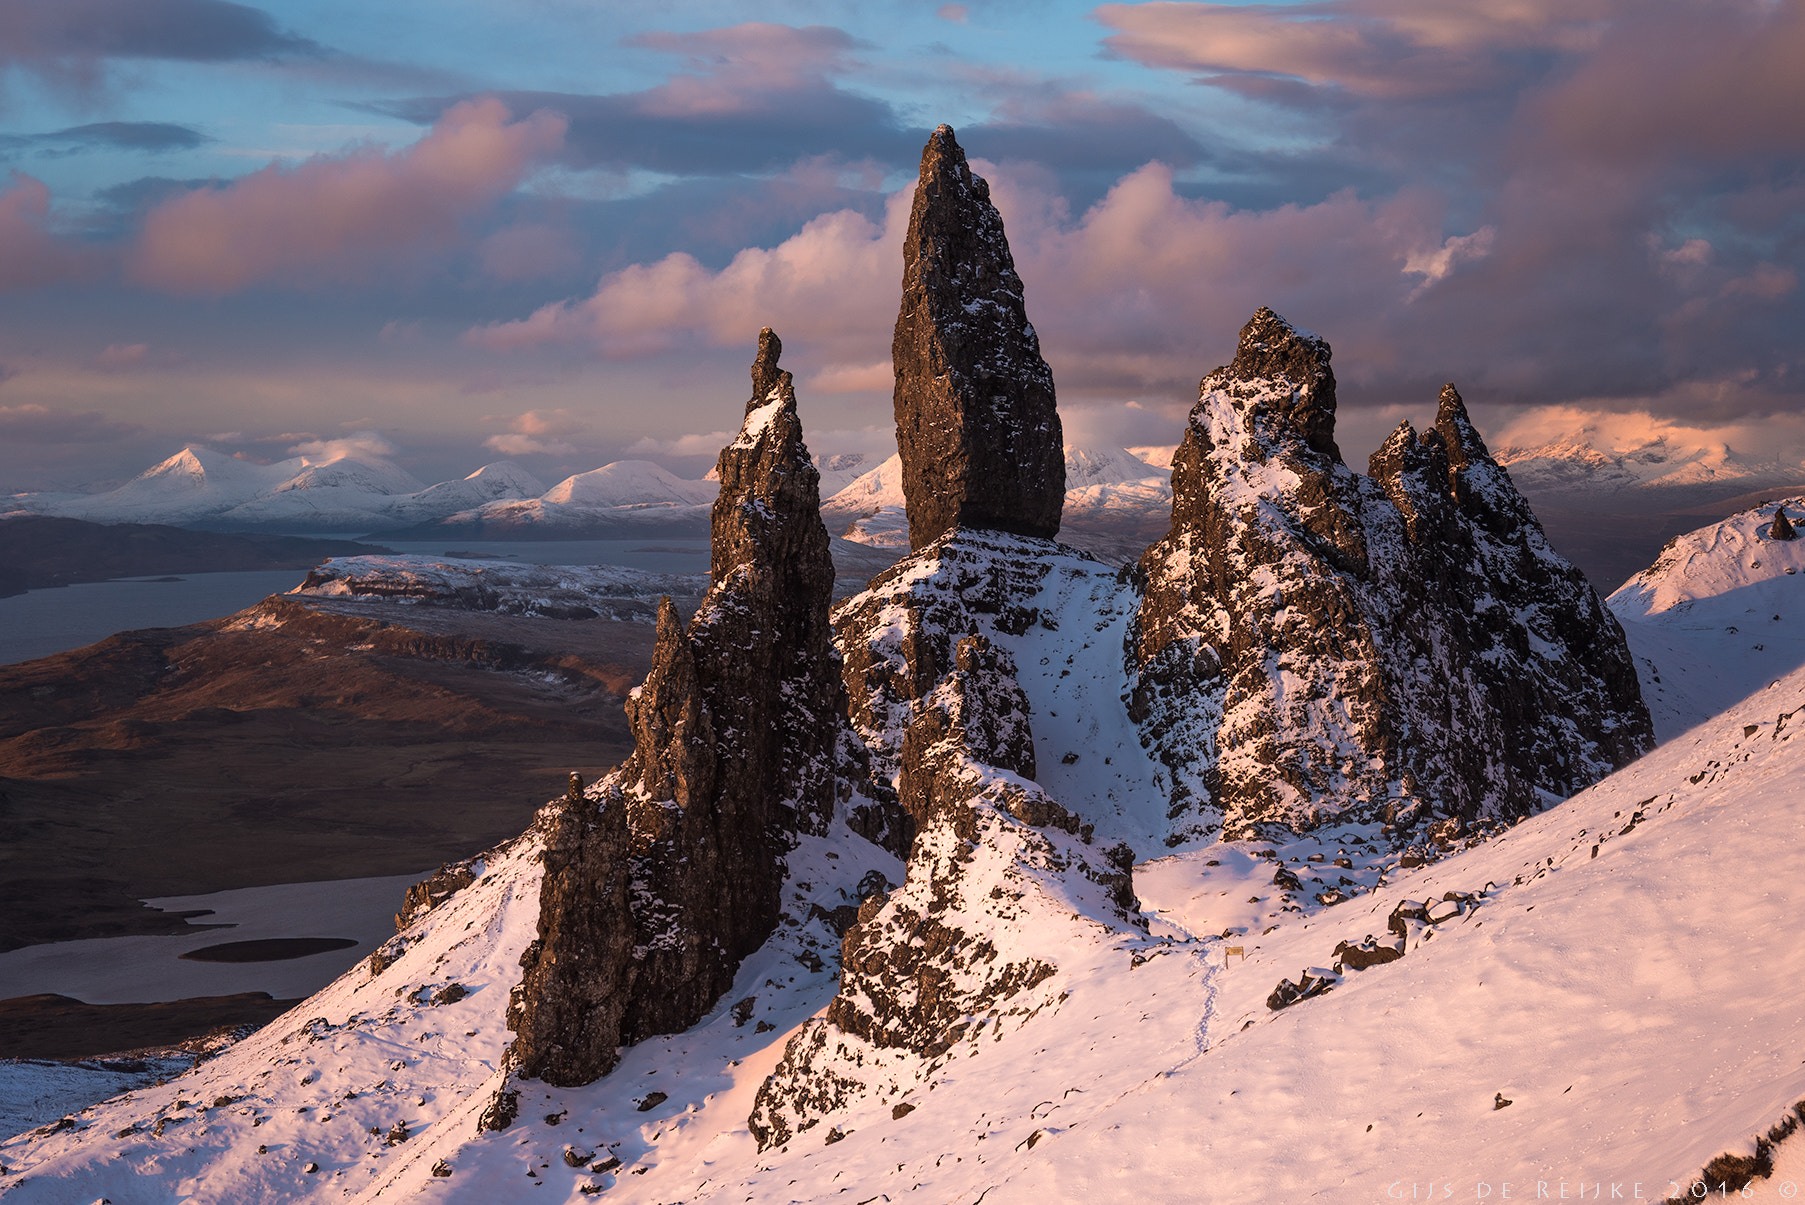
[[891, 124, 1064, 551], [503, 329, 843, 1089]]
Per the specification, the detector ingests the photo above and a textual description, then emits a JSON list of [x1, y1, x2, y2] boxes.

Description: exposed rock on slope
[[750, 536, 1143, 1148], [505, 330, 845, 1087], [1134, 308, 1653, 838], [892, 125, 1064, 550]]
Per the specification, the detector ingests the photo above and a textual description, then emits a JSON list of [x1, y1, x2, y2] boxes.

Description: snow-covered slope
[[380, 464, 548, 526], [15, 447, 703, 535], [203, 455, 430, 531], [14, 529, 1805, 1202], [50, 447, 304, 526], [1609, 496, 1805, 740], [420, 461, 720, 537]]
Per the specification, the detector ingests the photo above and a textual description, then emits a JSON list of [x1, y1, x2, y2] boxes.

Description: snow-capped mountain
[[49, 446, 306, 527], [1608, 496, 1805, 741], [380, 464, 548, 527], [820, 445, 1169, 555], [1497, 432, 1805, 506], [417, 461, 721, 538], [14, 445, 536, 533], [13, 447, 709, 537]]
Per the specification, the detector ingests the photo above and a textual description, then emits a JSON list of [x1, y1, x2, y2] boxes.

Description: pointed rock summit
[[1772, 506, 1796, 541], [1135, 308, 1653, 839], [505, 329, 843, 1088], [892, 125, 1064, 550]]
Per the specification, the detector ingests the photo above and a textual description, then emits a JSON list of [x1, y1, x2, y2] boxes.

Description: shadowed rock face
[[892, 125, 1064, 551], [504, 330, 843, 1089], [1133, 307, 1653, 840], [749, 559, 1140, 1150]]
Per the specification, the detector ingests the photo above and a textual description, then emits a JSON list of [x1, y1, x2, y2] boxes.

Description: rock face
[[504, 330, 844, 1088], [892, 125, 1064, 550], [1133, 307, 1654, 839], [748, 536, 1141, 1149]]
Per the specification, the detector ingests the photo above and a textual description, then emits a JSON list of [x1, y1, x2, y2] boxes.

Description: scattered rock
[[1334, 936, 1404, 971], [562, 1146, 595, 1168], [431, 1160, 452, 1177], [476, 1085, 518, 1133], [395, 858, 481, 931], [892, 1102, 916, 1120], [1494, 1093, 1513, 1110], [636, 1091, 668, 1113], [1772, 507, 1797, 540], [1267, 967, 1340, 1010]]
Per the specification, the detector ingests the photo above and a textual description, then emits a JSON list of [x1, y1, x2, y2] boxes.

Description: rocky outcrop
[[1772, 507, 1796, 541], [1133, 307, 1653, 839], [504, 330, 844, 1089], [748, 532, 1141, 1149], [892, 125, 1064, 550]]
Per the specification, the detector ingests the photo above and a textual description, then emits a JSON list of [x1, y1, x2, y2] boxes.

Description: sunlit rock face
[[891, 124, 1065, 551], [1132, 307, 1655, 841], [505, 330, 843, 1088]]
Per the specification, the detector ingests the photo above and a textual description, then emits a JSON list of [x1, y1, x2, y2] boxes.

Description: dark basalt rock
[[748, 532, 1140, 1151], [1772, 507, 1797, 541], [892, 125, 1064, 550], [1133, 308, 1654, 837], [394, 857, 482, 931], [503, 330, 844, 1089]]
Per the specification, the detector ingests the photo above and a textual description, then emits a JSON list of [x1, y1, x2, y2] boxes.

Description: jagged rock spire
[[1134, 308, 1652, 838], [892, 124, 1064, 550], [1772, 506, 1797, 541], [504, 331, 843, 1089]]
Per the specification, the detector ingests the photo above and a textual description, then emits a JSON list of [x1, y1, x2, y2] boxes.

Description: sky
[[0, 0, 1801, 492]]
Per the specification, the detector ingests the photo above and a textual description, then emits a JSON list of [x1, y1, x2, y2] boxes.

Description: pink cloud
[[1095, 0, 1618, 99], [0, 174, 99, 291], [626, 23, 860, 113], [1525, 0, 1805, 164], [127, 97, 567, 294], [464, 161, 1476, 399], [95, 342, 149, 368], [478, 222, 577, 282], [482, 408, 584, 455], [464, 189, 910, 370]]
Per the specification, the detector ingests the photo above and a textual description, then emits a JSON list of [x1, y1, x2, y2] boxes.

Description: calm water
[[0, 538, 713, 666]]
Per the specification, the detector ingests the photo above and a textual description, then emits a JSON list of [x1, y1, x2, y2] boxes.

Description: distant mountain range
[[14, 432, 1798, 591], [2, 444, 1173, 555], [1493, 434, 1805, 591], [1496, 432, 1805, 505]]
